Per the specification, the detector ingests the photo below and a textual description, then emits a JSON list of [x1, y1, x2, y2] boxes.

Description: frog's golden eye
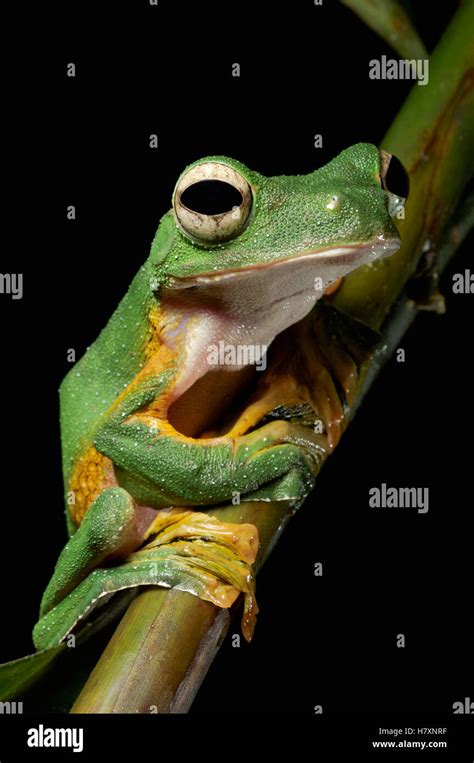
[[173, 162, 252, 244]]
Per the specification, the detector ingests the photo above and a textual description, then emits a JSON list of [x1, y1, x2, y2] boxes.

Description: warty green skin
[[39, 144, 400, 648]]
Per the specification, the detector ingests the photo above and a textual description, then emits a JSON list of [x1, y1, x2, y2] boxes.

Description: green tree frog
[[34, 143, 406, 649]]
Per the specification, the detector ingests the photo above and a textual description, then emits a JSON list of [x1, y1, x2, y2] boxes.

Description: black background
[[1, 0, 472, 723]]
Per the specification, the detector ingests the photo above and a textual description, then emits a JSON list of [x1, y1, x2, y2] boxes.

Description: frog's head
[[152, 144, 408, 366]]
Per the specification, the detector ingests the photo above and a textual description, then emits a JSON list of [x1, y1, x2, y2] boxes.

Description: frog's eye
[[173, 162, 252, 244], [379, 150, 410, 200]]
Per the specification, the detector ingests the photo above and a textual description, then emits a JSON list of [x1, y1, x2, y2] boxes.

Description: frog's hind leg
[[40, 487, 148, 617]]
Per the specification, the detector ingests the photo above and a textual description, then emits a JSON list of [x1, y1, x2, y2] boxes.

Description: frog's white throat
[[163, 239, 399, 401]]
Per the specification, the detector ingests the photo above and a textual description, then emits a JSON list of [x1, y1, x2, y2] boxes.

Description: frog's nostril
[[326, 194, 340, 211]]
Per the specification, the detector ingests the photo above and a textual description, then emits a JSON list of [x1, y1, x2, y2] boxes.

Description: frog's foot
[[40, 487, 149, 617], [234, 419, 326, 507], [34, 508, 259, 651]]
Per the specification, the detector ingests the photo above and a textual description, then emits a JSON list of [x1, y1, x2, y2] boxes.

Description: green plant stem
[[339, 0, 428, 59], [334, 0, 474, 327]]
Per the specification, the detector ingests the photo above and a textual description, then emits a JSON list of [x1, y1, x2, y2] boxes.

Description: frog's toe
[[244, 465, 314, 510]]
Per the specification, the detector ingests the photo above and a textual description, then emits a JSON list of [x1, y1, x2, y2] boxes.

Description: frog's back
[[60, 262, 155, 507]]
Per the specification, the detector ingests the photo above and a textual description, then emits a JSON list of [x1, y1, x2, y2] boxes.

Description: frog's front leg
[[94, 377, 326, 510], [39, 487, 145, 617]]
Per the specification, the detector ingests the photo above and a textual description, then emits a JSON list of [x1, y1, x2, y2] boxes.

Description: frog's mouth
[[165, 235, 400, 295]]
